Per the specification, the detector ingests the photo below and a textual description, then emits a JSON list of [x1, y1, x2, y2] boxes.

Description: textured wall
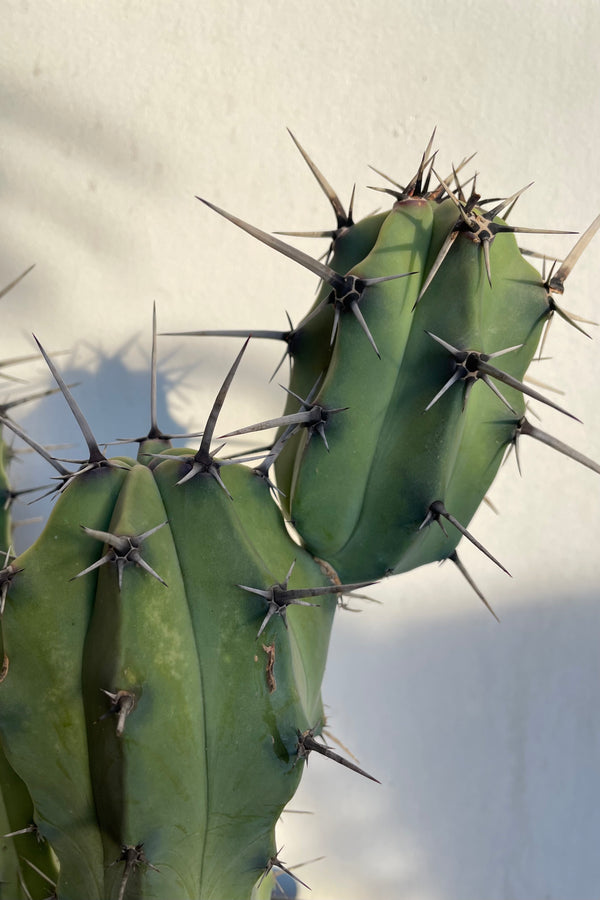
[[3, 2, 600, 897]]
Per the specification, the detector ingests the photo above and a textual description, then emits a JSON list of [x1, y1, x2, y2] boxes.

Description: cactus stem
[[72, 523, 168, 589], [421, 500, 511, 576], [447, 550, 500, 622], [295, 727, 380, 783], [262, 643, 276, 693], [98, 689, 137, 736]]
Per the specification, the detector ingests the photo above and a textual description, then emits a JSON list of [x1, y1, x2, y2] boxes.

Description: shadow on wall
[[287, 588, 600, 900], [2, 75, 169, 271], [4, 331, 281, 553]]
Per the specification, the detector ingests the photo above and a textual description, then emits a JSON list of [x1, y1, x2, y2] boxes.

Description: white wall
[[3, 2, 600, 897]]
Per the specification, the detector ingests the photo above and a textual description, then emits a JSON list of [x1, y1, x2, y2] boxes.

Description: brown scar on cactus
[[71, 522, 168, 589], [420, 500, 511, 577], [196, 196, 417, 356], [295, 726, 380, 784], [97, 688, 137, 736], [424, 331, 581, 420], [262, 643, 276, 693]]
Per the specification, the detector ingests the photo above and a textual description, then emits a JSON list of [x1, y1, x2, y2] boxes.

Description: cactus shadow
[[5, 332, 280, 553], [290, 589, 600, 900]]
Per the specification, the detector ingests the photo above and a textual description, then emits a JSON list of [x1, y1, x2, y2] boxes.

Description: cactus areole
[[1, 134, 599, 899]]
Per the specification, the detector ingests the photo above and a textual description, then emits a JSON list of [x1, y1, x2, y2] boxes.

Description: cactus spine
[[1, 135, 599, 899]]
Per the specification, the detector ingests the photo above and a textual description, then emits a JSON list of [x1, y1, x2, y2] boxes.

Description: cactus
[[191, 134, 600, 590], [0, 329, 372, 899], [1, 134, 599, 899]]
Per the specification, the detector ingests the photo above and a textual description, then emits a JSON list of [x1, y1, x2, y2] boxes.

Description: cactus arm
[[288, 205, 551, 582], [0, 465, 130, 900], [274, 211, 388, 508], [82, 462, 208, 900], [287, 198, 435, 563], [0, 741, 60, 900], [219, 465, 338, 724], [152, 458, 336, 899], [389, 226, 547, 577]]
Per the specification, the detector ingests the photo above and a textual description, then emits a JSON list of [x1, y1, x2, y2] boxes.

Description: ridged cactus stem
[[0, 340, 374, 899]]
